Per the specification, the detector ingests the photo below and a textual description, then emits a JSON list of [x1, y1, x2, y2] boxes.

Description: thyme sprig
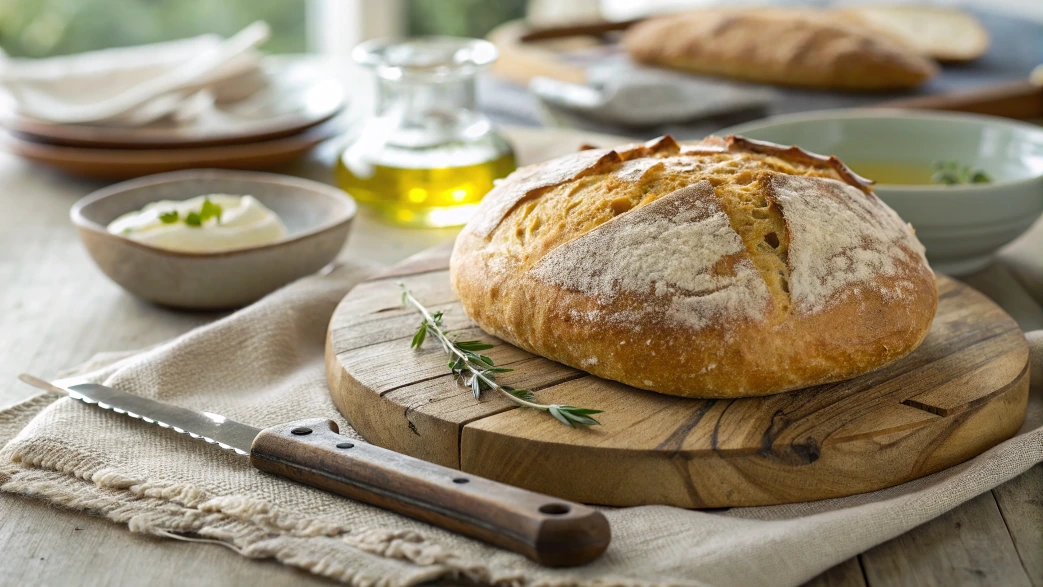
[[400, 287, 603, 428]]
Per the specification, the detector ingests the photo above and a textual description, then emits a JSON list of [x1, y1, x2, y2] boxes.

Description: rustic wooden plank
[[803, 557, 868, 587], [993, 463, 1043, 586], [860, 491, 1032, 587]]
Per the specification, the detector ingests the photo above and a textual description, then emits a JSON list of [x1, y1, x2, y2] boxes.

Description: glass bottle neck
[[372, 73, 487, 149], [375, 74, 476, 119]]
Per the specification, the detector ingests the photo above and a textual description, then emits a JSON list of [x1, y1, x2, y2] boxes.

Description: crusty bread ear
[[838, 6, 989, 63], [623, 8, 938, 91]]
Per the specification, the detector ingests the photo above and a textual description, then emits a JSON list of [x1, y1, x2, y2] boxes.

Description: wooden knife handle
[[249, 418, 611, 567]]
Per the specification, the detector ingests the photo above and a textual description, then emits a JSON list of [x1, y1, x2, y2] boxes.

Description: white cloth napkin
[[0, 21, 270, 126]]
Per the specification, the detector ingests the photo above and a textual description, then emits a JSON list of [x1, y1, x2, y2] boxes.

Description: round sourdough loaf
[[450, 135, 938, 398]]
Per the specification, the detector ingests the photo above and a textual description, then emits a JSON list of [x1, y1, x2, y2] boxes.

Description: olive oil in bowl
[[848, 161, 935, 185]]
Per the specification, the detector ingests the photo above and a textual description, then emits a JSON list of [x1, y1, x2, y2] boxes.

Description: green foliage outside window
[[407, 0, 526, 38], [0, 0, 306, 57]]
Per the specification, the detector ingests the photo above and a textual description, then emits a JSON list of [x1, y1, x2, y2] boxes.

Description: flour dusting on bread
[[771, 175, 927, 315], [531, 181, 770, 330]]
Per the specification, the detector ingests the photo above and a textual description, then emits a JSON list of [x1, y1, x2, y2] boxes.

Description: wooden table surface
[[1, 126, 1040, 587]]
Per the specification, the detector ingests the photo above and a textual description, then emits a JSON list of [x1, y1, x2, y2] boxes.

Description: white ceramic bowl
[[72, 170, 357, 309], [719, 109, 1043, 275]]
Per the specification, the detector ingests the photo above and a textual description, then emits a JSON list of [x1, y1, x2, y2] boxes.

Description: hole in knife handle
[[336, 442, 354, 449], [291, 427, 312, 436], [452, 477, 469, 484], [539, 503, 570, 515]]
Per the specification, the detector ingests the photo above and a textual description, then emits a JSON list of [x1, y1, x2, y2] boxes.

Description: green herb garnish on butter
[[175, 198, 222, 228]]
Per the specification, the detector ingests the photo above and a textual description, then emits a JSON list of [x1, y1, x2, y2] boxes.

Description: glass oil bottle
[[336, 37, 516, 227]]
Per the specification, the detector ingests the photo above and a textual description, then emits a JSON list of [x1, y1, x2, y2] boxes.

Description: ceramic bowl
[[719, 109, 1043, 275], [71, 169, 357, 309]]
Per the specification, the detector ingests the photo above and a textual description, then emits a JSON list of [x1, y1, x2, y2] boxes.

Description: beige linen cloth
[[2, 222, 1042, 586]]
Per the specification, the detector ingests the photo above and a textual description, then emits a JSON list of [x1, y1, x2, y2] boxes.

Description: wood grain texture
[[860, 491, 1033, 587], [327, 245, 1030, 508], [250, 418, 610, 567], [993, 463, 1043, 586]]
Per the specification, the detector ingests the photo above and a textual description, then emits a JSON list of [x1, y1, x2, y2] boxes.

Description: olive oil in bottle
[[342, 37, 516, 228], [336, 145, 515, 228]]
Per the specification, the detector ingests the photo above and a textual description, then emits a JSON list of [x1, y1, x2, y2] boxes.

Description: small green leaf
[[410, 324, 427, 348], [199, 198, 223, 223], [184, 212, 202, 227], [567, 408, 604, 416], [566, 413, 602, 427], [556, 405, 602, 426], [548, 406, 573, 427], [159, 211, 179, 224], [507, 388, 536, 402], [457, 341, 495, 351]]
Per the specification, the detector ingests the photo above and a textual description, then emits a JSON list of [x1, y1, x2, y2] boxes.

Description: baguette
[[623, 8, 938, 90]]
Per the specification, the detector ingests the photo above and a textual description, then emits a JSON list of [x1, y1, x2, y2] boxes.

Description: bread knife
[[18, 374, 610, 567]]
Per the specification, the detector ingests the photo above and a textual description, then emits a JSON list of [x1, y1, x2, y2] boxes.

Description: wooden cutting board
[[325, 243, 1029, 508]]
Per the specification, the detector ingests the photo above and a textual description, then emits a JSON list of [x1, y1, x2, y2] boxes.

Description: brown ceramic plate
[[71, 169, 357, 309], [4, 122, 335, 180], [2, 58, 346, 149]]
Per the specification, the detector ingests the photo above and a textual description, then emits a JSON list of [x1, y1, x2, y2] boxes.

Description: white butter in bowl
[[107, 194, 288, 253]]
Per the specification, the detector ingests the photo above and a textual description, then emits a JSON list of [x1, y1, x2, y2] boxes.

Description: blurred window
[[0, 0, 535, 60], [0, 0, 307, 57]]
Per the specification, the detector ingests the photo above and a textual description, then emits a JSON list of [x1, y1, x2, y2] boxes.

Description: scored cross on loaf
[[450, 135, 938, 398]]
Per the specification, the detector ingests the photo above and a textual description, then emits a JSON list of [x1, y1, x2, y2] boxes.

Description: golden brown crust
[[723, 136, 875, 192], [451, 135, 938, 398], [622, 8, 939, 91]]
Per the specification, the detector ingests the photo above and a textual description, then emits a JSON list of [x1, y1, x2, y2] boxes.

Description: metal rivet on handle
[[336, 442, 354, 449], [291, 427, 312, 436]]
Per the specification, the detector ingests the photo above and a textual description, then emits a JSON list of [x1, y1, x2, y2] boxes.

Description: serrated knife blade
[[54, 378, 259, 455], [17, 374, 610, 567]]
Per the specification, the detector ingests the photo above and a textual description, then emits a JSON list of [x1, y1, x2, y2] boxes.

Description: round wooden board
[[326, 242, 1030, 508]]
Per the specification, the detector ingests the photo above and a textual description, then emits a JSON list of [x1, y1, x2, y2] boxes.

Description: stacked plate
[[1, 59, 346, 180]]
